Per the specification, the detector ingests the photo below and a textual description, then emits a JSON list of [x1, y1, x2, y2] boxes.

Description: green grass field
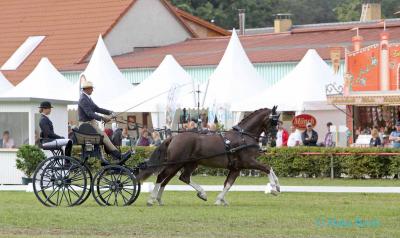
[[0, 177, 399, 238], [149, 175, 400, 187]]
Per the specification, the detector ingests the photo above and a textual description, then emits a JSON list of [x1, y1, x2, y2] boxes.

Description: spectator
[[323, 122, 335, 147], [151, 131, 162, 146], [275, 121, 288, 147], [389, 121, 400, 148], [208, 123, 217, 132], [302, 122, 318, 146], [187, 121, 197, 131], [136, 130, 151, 146], [370, 128, 381, 147], [0, 131, 15, 148], [287, 126, 302, 147]]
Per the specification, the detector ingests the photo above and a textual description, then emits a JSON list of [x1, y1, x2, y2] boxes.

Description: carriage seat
[[40, 138, 64, 151], [72, 123, 104, 145]]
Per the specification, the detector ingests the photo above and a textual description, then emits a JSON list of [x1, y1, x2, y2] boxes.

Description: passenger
[[38, 101, 72, 156]]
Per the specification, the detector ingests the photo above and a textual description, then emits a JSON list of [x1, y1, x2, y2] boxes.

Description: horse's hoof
[[146, 199, 155, 207], [270, 189, 279, 196], [157, 199, 164, 206], [276, 185, 281, 193], [214, 199, 228, 206], [197, 192, 207, 201]]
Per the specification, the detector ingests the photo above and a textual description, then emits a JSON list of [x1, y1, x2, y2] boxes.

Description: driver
[[78, 79, 131, 161]]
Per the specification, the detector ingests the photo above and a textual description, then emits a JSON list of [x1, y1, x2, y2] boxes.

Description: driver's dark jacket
[[78, 93, 112, 122]]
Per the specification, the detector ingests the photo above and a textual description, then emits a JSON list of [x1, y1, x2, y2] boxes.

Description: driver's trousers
[[80, 120, 118, 153]]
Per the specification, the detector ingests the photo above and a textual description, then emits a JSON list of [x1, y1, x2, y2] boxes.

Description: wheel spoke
[[67, 185, 81, 198], [118, 190, 129, 204], [121, 188, 134, 196]]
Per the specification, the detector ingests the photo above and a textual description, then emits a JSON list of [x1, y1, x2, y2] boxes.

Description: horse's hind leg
[[215, 169, 240, 206], [147, 165, 182, 206], [179, 163, 207, 201]]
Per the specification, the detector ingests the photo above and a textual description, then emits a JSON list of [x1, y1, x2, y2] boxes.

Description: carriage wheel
[[129, 168, 141, 205], [92, 165, 138, 206], [32, 156, 88, 207], [77, 164, 92, 205]]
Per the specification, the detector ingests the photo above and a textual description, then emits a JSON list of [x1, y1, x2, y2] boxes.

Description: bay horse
[[137, 107, 281, 206]]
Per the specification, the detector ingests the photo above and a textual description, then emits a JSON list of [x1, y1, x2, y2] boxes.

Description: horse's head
[[261, 105, 280, 139]]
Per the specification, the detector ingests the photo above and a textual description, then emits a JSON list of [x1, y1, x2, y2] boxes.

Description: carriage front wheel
[[32, 156, 88, 207], [92, 165, 139, 206]]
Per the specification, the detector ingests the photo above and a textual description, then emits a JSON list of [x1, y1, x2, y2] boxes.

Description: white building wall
[[0, 150, 24, 184], [303, 109, 346, 143], [104, 0, 191, 56]]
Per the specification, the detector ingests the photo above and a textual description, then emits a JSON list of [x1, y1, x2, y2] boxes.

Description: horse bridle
[[232, 109, 280, 142]]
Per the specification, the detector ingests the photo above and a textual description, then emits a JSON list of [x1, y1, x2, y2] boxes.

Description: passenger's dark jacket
[[78, 93, 112, 122], [39, 114, 63, 139], [301, 130, 318, 146]]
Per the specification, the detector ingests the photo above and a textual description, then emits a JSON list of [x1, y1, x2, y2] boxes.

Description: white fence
[[0, 149, 24, 184]]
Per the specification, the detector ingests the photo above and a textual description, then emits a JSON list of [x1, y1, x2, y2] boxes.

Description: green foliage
[[72, 145, 400, 179], [170, 0, 400, 29], [15, 145, 46, 178]]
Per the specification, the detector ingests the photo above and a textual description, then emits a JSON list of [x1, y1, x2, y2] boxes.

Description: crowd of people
[[354, 121, 400, 148], [274, 121, 334, 148]]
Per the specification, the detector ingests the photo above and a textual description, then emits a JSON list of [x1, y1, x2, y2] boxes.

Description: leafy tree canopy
[[170, 0, 400, 29]]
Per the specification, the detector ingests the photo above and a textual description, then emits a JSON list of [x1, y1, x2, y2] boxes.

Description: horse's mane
[[237, 108, 270, 126]]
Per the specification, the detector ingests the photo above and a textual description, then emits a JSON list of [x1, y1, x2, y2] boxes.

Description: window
[[0, 112, 29, 148], [1, 36, 46, 70]]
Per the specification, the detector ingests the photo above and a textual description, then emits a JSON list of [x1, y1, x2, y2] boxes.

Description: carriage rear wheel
[[32, 156, 88, 207], [92, 165, 139, 206]]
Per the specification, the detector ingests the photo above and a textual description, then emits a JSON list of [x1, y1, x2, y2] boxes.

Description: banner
[[330, 47, 341, 74], [165, 84, 178, 129]]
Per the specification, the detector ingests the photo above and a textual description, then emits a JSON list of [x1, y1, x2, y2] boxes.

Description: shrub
[[16, 145, 46, 178], [70, 145, 400, 179]]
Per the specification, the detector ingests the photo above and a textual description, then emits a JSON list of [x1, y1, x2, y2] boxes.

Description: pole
[[196, 84, 201, 129], [330, 154, 334, 179]]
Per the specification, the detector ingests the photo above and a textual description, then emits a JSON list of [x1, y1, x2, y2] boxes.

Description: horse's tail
[[137, 137, 172, 182]]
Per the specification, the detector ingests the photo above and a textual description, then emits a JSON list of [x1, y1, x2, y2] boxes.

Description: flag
[[165, 84, 179, 129]]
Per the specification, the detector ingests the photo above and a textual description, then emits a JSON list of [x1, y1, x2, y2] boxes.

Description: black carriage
[[32, 123, 141, 207]]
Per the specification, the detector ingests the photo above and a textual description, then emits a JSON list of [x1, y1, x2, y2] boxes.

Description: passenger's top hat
[[39, 101, 53, 109]]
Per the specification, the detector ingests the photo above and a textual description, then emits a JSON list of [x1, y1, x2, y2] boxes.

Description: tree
[[170, 0, 400, 29]]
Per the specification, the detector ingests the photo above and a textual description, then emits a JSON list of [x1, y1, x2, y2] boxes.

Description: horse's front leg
[[245, 158, 280, 195], [215, 169, 240, 206]]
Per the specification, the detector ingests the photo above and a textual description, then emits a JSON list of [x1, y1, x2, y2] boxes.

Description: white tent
[[74, 35, 133, 106], [231, 49, 344, 112], [203, 30, 267, 107], [0, 72, 13, 95], [0, 57, 76, 146], [1, 57, 75, 102], [106, 55, 195, 128], [202, 30, 267, 126]]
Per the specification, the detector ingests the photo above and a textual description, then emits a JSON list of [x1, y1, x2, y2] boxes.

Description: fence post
[[330, 154, 334, 179]]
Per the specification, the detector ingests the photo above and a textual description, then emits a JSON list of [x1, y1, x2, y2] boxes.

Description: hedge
[[71, 146, 400, 179]]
